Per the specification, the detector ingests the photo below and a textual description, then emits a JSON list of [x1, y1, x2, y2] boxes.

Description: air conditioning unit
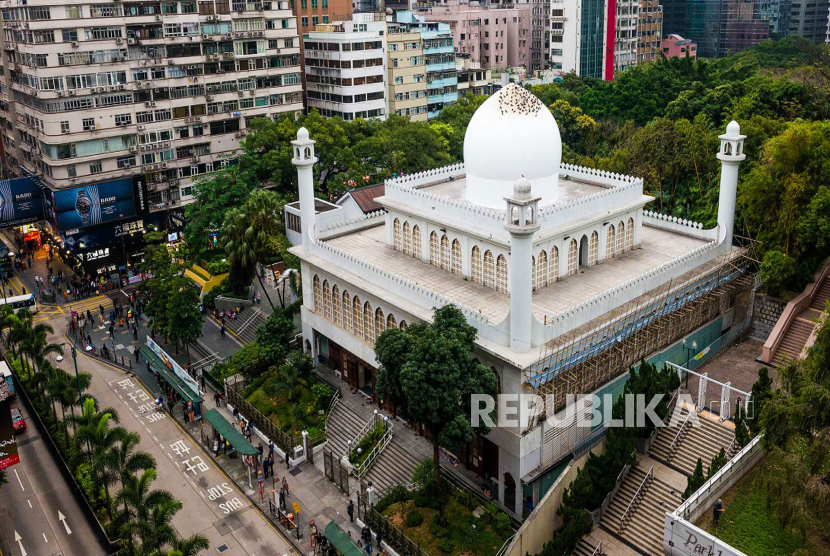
[[225, 34, 233, 38], [185, 117, 192, 123], [150, 101, 157, 107], [206, 94, 213, 100], [128, 38, 136, 45], [130, 146, 137, 152], [168, 59, 175, 65], [145, 101, 152, 107], [212, 53, 220, 60], [123, 163, 130, 168], [140, 145, 148, 151], [155, 15, 162, 21], [109, 86, 116, 91], [191, 156, 199, 162], [217, 69, 225, 73], [275, 48, 280, 53], [69, 90, 76, 96], [170, 179, 179, 186], [257, 31, 263, 36], [163, 142, 170, 148], [91, 87, 98, 93], [57, 91, 65, 97], [140, 59, 147, 65], [119, 84, 126, 90], [72, 42, 79, 48], [194, 116, 202, 121], [137, 124, 145, 130], [116, 38, 123, 44], [161, 162, 168, 168], [248, 89, 255, 95], [237, 91, 244, 97]]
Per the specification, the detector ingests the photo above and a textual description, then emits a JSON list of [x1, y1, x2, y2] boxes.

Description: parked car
[[11, 407, 25, 432]]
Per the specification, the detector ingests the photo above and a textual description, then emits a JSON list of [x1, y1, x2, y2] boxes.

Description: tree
[[748, 366, 774, 434], [255, 307, 297, 368], [375, 305, 498, 519], [74, 408, 129, 519], [707, 448, 728, 477], [276, 350, 313, 401], [683, 458, 706, 499], [733, 403, 749, 448], [164, 276, 203, 363], [115, 468, 171, 555], [760, 250, 796, 297]]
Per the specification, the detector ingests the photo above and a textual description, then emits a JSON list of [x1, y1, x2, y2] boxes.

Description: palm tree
[[135, 498, 182, 555], [115, 468, 172, 555], [168, 534, 210, 556], [19, 320, 63, 376], [223, 189, 281, 309], [74, 407, 129, 518]]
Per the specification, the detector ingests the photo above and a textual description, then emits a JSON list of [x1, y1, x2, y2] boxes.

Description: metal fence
[[226, 380, 297, 458], [67, 325, 132, 369], [323, 447, 350, 495], [363, 506, 430, 556], [683, 316, 752, 374]]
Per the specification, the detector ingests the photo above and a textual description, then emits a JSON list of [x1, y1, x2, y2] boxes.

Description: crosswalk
[[34, 304, 65, 322], [1, 274, 28, 297], [64, 294, 115, 315]]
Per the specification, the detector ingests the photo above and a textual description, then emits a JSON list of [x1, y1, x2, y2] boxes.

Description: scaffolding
[[526, 246, 757, 413]]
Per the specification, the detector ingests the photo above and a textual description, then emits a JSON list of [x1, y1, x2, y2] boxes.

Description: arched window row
[[312, 274, 410, 345]]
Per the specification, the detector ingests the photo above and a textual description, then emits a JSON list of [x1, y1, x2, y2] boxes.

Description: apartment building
[[417, 0, 531, 71], [293, 0, 352, 32], [0, 0, 303, 215], [549, 0, 609, 79], [637, 0, 662, 63], [661, 33, 697, 58], [614, 0, 638, 73], [387, 21, 429, 120], [788, 0, 830, 42], [303, 13, 387, 120], [517, 0, 549, 72], [455, 56, 493, 95]]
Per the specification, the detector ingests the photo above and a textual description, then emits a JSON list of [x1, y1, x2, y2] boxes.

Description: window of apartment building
[[552, 35, 562, 42], [551, 48, 563, 56], [82, 118, 96, 131], [394, 76, 403, 84], [551, 62, 563, 69], [33, 30, 55, 43], [301, 16, 308, 27], [312, 16, 318, 26], [551, 22, 563, 29], [322, 0, 328, 6], [414, 73, 425, 82], [117, 155, 135, 168], [389, 43, 398, 51], [62, 30, 78, 42], [91, 4, 124, 17], [322, 15, 328, 23], [284, 37, 294, 48], [86, 27, 123, 40], [311, 0, 317, 7], [300, 0, 307, 6], [61, 121, 70, 134], [181, 1, 197, 13], [67, 165, 77, 178], [406, 42, 418, 49], [89, 161, 102, 174], [28, 6, 51, 19], [66, 5, 82, 18], [115, 113, 132, 126]]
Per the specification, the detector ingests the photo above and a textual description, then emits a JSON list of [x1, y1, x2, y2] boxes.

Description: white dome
[[464, 84, 562, 209]]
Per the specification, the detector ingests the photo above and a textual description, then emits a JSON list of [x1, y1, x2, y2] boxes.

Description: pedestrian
[[99, 304, 104, 317], [147, 360, 152, 375], [220, 324, 226, 338], [256, 291, 261, 305], [375, 532, 382, 550], [133, 326, 138, 341], [213, 438, 220, 456], [279, 488, 286, 511], [182, 403, 188, 423], [98, 313, 103, 326], [119, 317, 124, 330], [713, 498, 725, 525], [233, 407, 240, 423], [257, 443, 264, 463], [366, 541, 373, 555], [347, 499, 354, 523], [135, 348, 140, 362], [282, 477, 289, 496], [268, 440, 274, 459]]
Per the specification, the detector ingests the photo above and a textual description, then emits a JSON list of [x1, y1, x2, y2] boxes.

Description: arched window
[[589, 231, 598, 266], [451, 239, 462, 275], [606, 224, 616, 259], [323, 279, 332, 320], [332, 285, 341, 326], [471, 246, 482, 284], [429, 231, 439, 266], [412, 225, 421, 259], [496, 254, 508, 293], [313, 275, 322, 312], [364, 302, 374, 343], [567, 239, 578, 276], [399, 320, 408, 330], [484, 250, 495, 289], [375, 307, 385, 339], [617, 221, 625, 254], [353, 296, 363, 337], [387, 314, 397, 329], [393, 218, 402, 251], [402, 222, 412, 255], [440, 235, 450, 271], [549, 246, 559, 283], [531, 256, 536, 291], [537, 250, 548, 288], [511, 206, 519, 224], [342, 290, 352, 331], [626, 217, 634, 250]]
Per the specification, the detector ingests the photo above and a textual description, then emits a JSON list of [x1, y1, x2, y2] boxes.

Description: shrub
[[429, 514, 450, 538], [375, 485, 410, 514], [411, 458, 435, 492], [760, 250, 795, 297], [405, 510, 424, 528], [437, 538, 454, 553], [205, 259, 231, 276]]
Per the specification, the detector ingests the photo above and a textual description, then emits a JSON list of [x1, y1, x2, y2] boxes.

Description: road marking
[[58, 511, 72, 535], [14, 531, 27, 556], [42, 534, 47, 543], [14, 469, 24, 491], [27, 500, 32, 508]]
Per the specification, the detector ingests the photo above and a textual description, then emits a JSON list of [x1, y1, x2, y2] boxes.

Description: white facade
[[0, 0, 303, 207], [289, 84, 744, 517], [548, 0, 579, 74], [614, 0, 638, 72], [303, 14, 387, 121]]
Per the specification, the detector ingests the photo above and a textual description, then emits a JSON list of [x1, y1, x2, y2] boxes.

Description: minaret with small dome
[[716, 120, 745, 253]]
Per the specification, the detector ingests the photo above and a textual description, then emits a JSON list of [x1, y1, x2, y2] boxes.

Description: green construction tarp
[[203, 409, 258, 456], [324, 521, 365, 556], [140, 346, 203, 403]]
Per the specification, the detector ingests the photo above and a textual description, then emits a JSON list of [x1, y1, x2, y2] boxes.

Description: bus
[[0, 293, 38, 315], [0, 361, 13, 400]]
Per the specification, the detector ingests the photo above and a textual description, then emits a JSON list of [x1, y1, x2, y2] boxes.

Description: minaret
[[716, 120, 745, 253], [504, 177, 540, 353], [292, 127, 318, 250]]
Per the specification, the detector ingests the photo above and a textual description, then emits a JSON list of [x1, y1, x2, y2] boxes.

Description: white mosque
[[287, 83, 747, 517]]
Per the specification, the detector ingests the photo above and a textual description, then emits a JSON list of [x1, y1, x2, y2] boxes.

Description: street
[[0, 395, 109, 556]]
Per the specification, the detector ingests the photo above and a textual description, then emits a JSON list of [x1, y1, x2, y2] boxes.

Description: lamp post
[[681, 338, 698, 387], [0, 250, 14, 302], [56, 343, 82, 404]]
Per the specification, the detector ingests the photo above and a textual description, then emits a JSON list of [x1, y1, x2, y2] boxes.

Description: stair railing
[[590, 541, 602, 556], [619, 465, 653, 532], [353, 422, 393, 480], [237, 307, 263, 333], [668, 408, 694, 461]]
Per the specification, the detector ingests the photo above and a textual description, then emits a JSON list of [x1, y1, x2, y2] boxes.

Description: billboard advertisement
[[146, 337, 200, 397], [0, 177, 44, 227], [0, 396, 19, 470], [51, 178, 136, 231]]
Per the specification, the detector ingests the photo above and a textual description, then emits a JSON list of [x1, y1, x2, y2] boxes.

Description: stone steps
[[573, 538, 602, 556], [772, 319, 815, 364], [809, 278, 830, 310], [650, 414, 734, 476]]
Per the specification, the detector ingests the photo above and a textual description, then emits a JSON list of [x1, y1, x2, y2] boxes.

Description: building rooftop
[[346, 183, 386, 213], [421, 174, 609, 206], [326, 223, 709, 326]]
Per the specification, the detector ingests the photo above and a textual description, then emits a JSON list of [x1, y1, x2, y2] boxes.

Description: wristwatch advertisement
[[75, 190, 92, 225]]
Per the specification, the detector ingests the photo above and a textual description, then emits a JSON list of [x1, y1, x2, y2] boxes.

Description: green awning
[[140, 346, 204, 404], [324, 521, 365, 556], [202, 409, 259, 456]]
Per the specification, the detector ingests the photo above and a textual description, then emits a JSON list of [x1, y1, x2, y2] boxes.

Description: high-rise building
[[387, 20, 429, 120], [517, 0, 550, 72], [0, 0, 302, 273], [456, 56, 495, 95], [614, 0, 639, 72], [682, 0, 769, 57], [787, 0, 830, 41], [549, 0, 611, 79], [637, 0, 663, 63], [417, 0, 531, 71], [293, 0, 352, 32], [303, 13, 387, 120]]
